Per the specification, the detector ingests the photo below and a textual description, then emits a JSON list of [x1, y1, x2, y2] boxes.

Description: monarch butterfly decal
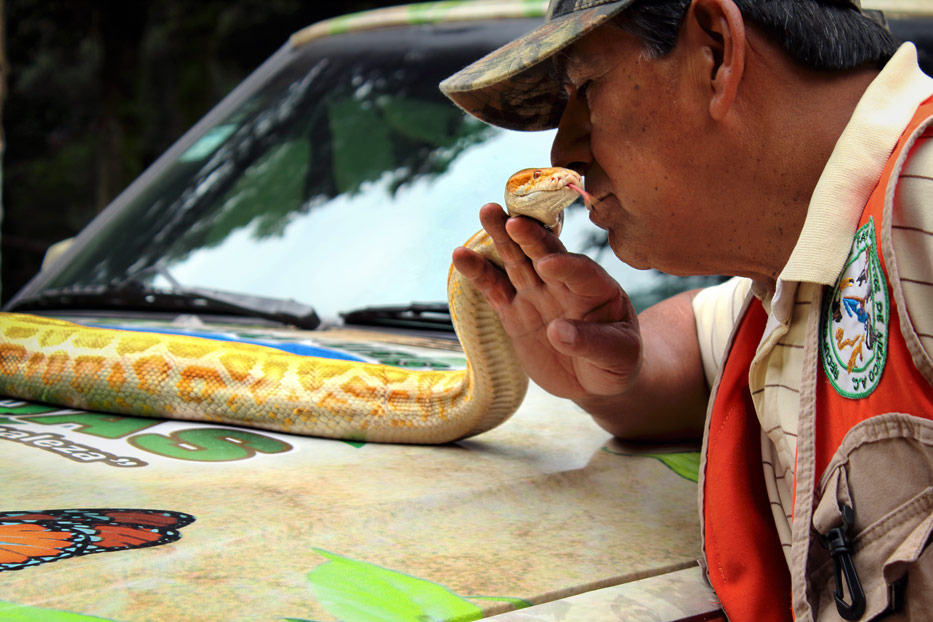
[[0, 508, 195, 572]]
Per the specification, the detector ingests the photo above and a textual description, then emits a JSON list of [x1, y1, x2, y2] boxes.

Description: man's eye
[[575, 81, 592, 100]]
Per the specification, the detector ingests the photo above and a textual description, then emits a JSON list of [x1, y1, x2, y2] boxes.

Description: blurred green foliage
[[1, 0, 406, 302]]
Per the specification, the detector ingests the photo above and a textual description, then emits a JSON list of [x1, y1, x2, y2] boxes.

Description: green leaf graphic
[[644, 451, 701, 483], [602, 446, 701, 482], [307, 549, 483, 622], [0, 601, 117, 622]]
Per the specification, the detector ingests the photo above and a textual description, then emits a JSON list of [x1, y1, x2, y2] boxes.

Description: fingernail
[[555, 320, 576, 344]]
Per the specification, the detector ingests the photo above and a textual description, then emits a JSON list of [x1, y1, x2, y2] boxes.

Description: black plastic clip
[[820, 503, 866, 620]]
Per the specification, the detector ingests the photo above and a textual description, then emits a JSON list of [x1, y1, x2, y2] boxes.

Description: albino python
[[0, 167, 584, 444]]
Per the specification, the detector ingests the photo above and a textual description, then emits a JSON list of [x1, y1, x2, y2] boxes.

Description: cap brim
[[440, 0, 635, 131]]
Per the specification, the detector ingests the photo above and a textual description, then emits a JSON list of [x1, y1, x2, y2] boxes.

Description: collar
[[778, 43, 933, 287]]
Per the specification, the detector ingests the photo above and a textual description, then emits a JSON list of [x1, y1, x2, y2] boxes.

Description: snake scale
[[0, 167, 584, 444]]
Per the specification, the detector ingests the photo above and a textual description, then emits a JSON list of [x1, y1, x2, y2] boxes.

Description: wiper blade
[[169, 286, 320, 329], [9, 283, 320, 330], [341, 302, 452, 331]]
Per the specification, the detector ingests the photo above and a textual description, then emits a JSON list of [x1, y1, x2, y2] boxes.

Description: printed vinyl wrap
[[0, 321, 709, 622]]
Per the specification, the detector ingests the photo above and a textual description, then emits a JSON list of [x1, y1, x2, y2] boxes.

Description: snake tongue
[[568, 183, 594, 211]]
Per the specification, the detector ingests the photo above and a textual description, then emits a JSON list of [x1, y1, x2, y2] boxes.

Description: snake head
[[504, 167, 584, 236]]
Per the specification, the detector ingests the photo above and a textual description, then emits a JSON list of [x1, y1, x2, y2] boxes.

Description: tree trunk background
[[1, 0, 406, 303], [0, 0, 6, 301]]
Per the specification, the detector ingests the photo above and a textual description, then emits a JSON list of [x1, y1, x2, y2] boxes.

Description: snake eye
[[533, 170, 542, 179]]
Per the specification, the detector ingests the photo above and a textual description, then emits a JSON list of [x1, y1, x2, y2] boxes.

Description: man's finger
[[546, 318, 643, 394], [451, 246, 516, 310], [479, 203, 542, 291], [535, 252, 632, 307], [505, 215, 567, 264], [478, 203, 520, 259]]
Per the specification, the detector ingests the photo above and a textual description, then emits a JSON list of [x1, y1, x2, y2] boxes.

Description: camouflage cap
[[440, 0, 863, 131]]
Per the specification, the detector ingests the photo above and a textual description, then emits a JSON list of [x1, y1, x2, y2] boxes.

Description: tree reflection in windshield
[[37, 20, 703, 321], [44, 25, 500, 299]]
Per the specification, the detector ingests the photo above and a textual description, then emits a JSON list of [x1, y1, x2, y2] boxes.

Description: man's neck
[[733, 48, 881, 284]]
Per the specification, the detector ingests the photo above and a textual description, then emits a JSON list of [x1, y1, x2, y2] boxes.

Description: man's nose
[[550, 90, 592, 175]]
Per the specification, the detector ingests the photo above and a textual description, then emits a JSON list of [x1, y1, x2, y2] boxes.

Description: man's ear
[[684, 0, 746, 121]]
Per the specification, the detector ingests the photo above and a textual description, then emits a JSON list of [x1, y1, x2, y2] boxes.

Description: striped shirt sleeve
[[691, 277, 752, 388]]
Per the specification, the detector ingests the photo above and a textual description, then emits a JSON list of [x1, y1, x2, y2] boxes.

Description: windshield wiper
[[8, 280, 320, 330], [341, 302, 452, 331]]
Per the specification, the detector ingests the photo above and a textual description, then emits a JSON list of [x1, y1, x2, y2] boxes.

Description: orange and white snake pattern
[[0, 168, 583, 444]]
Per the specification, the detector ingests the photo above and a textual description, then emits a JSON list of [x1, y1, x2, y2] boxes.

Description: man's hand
[[452, 202, 708, 442], [452, 202, 642, 401]]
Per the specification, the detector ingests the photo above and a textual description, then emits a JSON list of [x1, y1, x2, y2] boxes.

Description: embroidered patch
[[820, 217, 889, 398]]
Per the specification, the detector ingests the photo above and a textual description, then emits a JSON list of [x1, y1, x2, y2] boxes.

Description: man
[[441, 0, 933, 620]]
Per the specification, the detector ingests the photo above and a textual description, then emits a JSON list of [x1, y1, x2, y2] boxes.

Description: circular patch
[[820, 217, 889, 398]]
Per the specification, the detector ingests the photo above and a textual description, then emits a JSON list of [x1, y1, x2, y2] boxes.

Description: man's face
[[550, 23, 732, 276]]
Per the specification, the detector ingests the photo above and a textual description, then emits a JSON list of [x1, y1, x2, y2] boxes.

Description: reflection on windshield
[[38, 21, 675, 322], [172, 131, 541, 318]]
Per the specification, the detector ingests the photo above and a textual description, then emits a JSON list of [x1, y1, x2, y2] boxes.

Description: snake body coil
[[0, 168, 583, 444]]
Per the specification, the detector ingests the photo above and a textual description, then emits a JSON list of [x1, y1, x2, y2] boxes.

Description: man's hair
[[615, 0, 899, 71]]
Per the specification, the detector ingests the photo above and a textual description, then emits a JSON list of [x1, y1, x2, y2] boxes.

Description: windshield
[[21, 19, 674, 323]]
